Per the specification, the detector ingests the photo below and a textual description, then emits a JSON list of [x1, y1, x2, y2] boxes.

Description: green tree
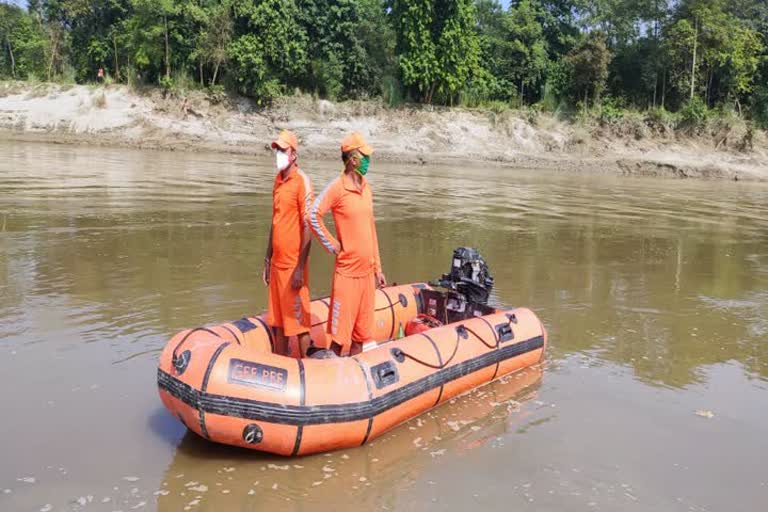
[[566, 30, 611, 108], [537, 0, 580, 57], [228, 0, 308, 103], [297, 0, 373, 99], [475, 0, 549, 103], [664, 0, 764, 110], [192, 0, 233, 86], [504, 0, 549, 101], [393, 0, 484, 104], [0, 2, 24, 78], [124, 0, 181, 83]]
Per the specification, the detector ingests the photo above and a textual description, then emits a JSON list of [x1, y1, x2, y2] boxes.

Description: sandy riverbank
[[1, 82, 766, 181]]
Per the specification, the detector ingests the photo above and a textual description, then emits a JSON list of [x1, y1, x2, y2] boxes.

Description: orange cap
[[271, 130, 298, 151], [340, 132, 373, 156]]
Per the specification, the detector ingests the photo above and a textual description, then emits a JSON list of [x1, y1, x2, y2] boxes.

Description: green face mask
[[356, 155, 370, 176]]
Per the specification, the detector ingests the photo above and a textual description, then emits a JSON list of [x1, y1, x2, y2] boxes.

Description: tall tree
[[297, 0, 374, 99], [228, 0, 308, 103], [566, 30, 611, 108], [393, 0, 483, 104], [664, 0, 764, 109]]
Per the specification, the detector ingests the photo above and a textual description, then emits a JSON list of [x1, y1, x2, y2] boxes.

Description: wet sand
[[1, 141, 767, 511]]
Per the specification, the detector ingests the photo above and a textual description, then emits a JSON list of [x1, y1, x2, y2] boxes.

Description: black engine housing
[[433, 247, 494, 305]]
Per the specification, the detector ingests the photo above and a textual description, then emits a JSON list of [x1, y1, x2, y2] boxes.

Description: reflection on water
[[1, 141, 767, 511], [155, 368, 543, 511]]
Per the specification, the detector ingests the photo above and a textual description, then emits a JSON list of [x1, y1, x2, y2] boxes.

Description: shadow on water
[[148, 407, 188, 447], [154, 367, 544, 510]]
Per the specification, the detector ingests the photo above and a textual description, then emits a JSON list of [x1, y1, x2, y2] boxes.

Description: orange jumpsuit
[[267, 167, 313, 336], [309, 172, 382, 354]]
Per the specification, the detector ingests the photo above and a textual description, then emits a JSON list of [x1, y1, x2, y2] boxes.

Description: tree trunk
[[426, 82, 436, 105], [164, 15, 170, 80], [6, 37, 15, 79], [211, 61, 220, 86], [113, 32, 119, 81], [690, 16, 698, 101], [199, 59, 203, 86], [47, 35, 58, 81], [661, 68, 667, 109]]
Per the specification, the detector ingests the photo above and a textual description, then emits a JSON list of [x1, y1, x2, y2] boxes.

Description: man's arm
[[293, 175, 314, 288], [309, 179, 341, 255]]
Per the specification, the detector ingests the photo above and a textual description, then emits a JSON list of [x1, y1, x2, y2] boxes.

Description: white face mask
[[276, 150, 291, 171]]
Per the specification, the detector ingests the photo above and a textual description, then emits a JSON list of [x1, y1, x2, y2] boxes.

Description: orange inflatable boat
[[157, 248, 547, 456]]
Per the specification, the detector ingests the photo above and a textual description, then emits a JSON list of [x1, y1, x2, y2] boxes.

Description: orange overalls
[[309, 172, 382, 354], [267, 167, 314, 336]]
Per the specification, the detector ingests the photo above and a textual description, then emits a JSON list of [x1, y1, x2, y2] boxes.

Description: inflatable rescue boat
[[157, 248, 547, 456]]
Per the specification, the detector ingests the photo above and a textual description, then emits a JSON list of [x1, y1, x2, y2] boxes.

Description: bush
[[58, 65, 77, 85], [159, 75, 175, 92], [644, 107, 675, 133], [523, 104, 542, 125], [125, 66, 138, 89], [93, 91, 107, 109], [751, 85, 768, 129], [678, 96, 710, 131], [380, 75, 404, 108], [206, 84, 227, 105], [598, 97, 625, 124], [310, 56, 343, 101], [172, 69, 196, 93]]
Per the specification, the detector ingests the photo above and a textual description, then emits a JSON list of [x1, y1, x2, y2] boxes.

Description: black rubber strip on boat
[[232, 318, 258, 334], [158, 335, 544, 427], [220, 325, 241, 345], [173, 327, 221, 359], [353, 357, 375, 446], [290, 359, 306, 456], [477, 316, 501, 380], [419, 332, 444, 407], [379, 288, 397, 340], [252, 317, 274, 351], [199, 341, 231, 439], [311, 300, 330, 328]]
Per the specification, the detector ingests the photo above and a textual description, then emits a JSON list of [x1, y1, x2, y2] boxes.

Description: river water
[[1, 141, 767, 511]]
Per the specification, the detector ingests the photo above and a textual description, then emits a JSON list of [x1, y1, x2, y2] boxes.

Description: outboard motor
[[434, 247, 494, 305]]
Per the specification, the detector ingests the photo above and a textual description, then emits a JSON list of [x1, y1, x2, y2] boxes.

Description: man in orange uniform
[[309, 132, 387, 356], [263, 130, 314, 356]]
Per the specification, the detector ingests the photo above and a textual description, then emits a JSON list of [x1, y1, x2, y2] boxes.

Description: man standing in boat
[[263, 130, 314, 357], [309, 132, 387, 356]]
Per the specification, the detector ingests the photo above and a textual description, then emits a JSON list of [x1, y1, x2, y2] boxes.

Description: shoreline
[[1, 83, 766, 181]]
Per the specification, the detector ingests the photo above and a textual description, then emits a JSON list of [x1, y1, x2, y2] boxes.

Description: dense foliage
[[0, 0, 766, 123]]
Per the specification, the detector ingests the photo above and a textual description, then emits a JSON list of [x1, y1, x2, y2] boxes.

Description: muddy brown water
[[1, 141, 767, 512]]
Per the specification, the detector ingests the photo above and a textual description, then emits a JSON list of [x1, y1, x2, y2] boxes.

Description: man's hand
[[375, 271, 387, 289], [262, 260, 270, 286], [333, 240, 342, 255], [291, 265, 304, 290]]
